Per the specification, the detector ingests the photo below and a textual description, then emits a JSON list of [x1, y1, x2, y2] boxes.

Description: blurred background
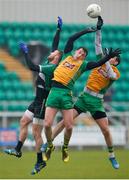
[[0, 0, 129, 156]]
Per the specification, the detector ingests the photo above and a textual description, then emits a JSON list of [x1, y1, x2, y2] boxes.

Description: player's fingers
[[114, 48, 122, 54]]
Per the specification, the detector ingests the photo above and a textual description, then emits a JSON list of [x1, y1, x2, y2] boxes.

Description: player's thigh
[[60, 91, 73, 110], [45, 107, 58, 126], [46, 88, 61, 109], [96, 116, 110, 133], [73, 108, 79, 119], [83, 93, 104, 112]]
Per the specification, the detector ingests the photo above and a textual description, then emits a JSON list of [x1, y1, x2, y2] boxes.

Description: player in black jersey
[[4, 16, 63, 175]]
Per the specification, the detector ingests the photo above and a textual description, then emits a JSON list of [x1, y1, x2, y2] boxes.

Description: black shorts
[[74, 105, 107, 120], [28, 76, 49, 119]]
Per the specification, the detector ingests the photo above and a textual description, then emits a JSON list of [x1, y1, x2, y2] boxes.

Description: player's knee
[[44, 120, 52, 129], [101, 126, 110, 136], [65, 123, 73, 131], [20, 116, 30, 127]]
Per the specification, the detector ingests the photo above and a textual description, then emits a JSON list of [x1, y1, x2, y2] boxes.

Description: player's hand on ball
[[97, 16, 103, 30], [19, 41, 28, 54], [57, 16, 63, 30]]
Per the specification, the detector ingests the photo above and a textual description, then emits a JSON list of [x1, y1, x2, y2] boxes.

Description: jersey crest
[[62, 61, 75, 69]]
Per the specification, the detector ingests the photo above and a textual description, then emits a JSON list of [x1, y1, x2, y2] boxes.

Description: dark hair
[[115, 55, 121, 66], [77, 47, 88, 57]]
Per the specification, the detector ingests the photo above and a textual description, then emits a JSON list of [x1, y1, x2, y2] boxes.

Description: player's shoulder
[[112, 65, 120, 78], [112, 65, 120, 72]]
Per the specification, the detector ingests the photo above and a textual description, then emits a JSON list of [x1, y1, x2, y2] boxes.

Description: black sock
[[37, 152, 43, 163], [108, 146, 114, 153], [15, 141, 23, 152]]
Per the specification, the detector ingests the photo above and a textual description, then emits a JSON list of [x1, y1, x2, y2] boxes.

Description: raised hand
[[57, 16, 63, 30], [106, 48, 121, 58], [19, 41, 28, 54], [97, 16, 103, 30]]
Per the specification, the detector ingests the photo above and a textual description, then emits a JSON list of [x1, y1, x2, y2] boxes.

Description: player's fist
[[19, 41, 28, 54], [57, 16, 63, 30]]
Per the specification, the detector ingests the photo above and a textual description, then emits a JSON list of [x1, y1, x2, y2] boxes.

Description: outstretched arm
[[95, 16, 104, 56], [24, 52, 40, 72], [64, 27, 97, 54], [86, 48, 121, 70], [95, 17, 117, 79], [19, 42, 40, 72], [19, 42, 57, 74], [24, 53, 56, 75], [95, 30, 103, 56], [51, 16, 63, 52]]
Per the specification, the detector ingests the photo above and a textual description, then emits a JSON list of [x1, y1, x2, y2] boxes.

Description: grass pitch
[[0, 148, 128, 179]]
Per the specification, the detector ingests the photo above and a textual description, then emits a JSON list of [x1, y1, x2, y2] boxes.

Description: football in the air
[[87, 4, 101, 18]]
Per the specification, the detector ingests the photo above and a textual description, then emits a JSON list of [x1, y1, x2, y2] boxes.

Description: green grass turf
[[0, 149, 128, 179]]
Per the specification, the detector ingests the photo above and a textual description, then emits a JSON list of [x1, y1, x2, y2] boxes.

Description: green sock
[[108, 146, 114, 153], [63, 137, 69, 149]]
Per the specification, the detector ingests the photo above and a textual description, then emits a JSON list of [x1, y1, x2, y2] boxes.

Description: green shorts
[[46, 87, 73, 110], [74, 92, 105, 116]]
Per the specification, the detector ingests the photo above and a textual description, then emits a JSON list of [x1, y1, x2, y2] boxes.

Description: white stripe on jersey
[[39, 72, 45, 81]]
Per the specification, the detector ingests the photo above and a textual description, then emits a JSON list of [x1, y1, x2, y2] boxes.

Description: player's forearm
[[95, 30, 103, 56], [64, 27, 97, 54], [105, 62, 117, 79], [71, 27, 97, 41], [51, 28, 61, 52], [24, 53, 40, 72], [86, 55, 110, 70]]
